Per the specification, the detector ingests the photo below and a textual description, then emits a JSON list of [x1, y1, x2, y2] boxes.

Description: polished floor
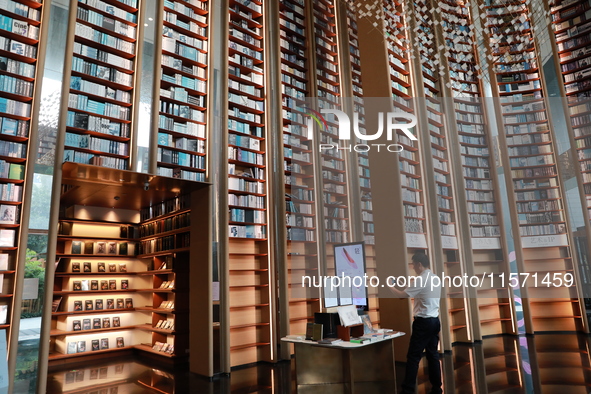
[[45, 333, 591, 393]]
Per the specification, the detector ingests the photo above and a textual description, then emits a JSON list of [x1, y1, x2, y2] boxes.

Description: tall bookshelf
[[343, 3, 379, 324], [49, 164, 211, 369], [485, 0, 584, 332], [226, 0, 273, 367], [440, 0, 515, 337], [0, 0, 44, 347], [382, 0, 430, 254], [157, 0, 208, 181], [279, 0, 320, 338], [313, 0, 349, 278], [64, 0, 140, 170], [412, 0, 471, 343], [550, 0, 591, 324]]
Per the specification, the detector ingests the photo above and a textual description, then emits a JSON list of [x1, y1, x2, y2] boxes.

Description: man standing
[[390, 252, 442, 394]]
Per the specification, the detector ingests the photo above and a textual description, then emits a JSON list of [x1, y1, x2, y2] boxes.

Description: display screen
[[332, 242, 368, 309]]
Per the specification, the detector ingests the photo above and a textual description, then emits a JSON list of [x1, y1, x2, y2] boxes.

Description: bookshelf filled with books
[[440, 0, 515, 337], [486, 0, 584, 332], [314, 0, 350, 280], [279, 0, 320, 339], [0, 0, 44, 343], [157, 0, 208, 181], [49, 164, 210, 368], [382, 1, 429, 249], [63, 0, 140, 170], [412, 0, 471, 343], [226, 0, 273, 367], [344, 3, 379, 324]]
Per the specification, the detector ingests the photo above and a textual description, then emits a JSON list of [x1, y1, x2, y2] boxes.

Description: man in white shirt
[[390, 252, 442, 394]]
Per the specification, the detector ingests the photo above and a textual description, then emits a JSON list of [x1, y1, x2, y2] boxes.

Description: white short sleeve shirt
[[404, 269, 441, 318]]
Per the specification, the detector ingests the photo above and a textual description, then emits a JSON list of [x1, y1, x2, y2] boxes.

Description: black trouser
[[401, 316, 442, 394]]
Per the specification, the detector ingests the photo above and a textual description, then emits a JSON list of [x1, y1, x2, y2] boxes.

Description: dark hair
[[412, 252, 430, 268]]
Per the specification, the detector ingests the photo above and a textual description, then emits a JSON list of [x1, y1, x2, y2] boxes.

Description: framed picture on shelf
[[97, 242, 106, 254], [98, 262, 105, 272], [0, 205, 17, 224], [108, 242, 117, 255]]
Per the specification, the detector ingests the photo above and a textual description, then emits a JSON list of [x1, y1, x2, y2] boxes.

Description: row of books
[[157, 147, 205, 168], [230, 208, 265, 224], [228, 193, 264, 209], [73, 42, 133, 71], [156, 166, 205, 181], [0, 15, 38, 40], [287, 227, 314, 241], [228, 177, 264, 194], [162, 38, 206, 65], [64, 132, 128, 156], [158, 133, 205, 153], [72, 57, 133, 87], [68, 93, 130, 120], [73, 277, 128, 292], [161, 87, 205, 108], [0, 55, 35, 79], [80, 0, 137, 23], [0, 139, 25, 159], [518, 211, 563, 224], [70, 76, 131, 103], [161, 54, 206, 78], [71, 297, 133, 311], [158, 114, 205, 137], [76, 7, 136, 39], [72, 316, 121, 331], [0, 0, 41, 21], [159, 100, 204, 121], [75, 23, 135, 55], [164, 0, 207, 22], [162, 32, 204, 54], [0, 160, 22, 180], [517, 200, 561, 213], [66, 337, 125, 354], [0, 182, 22, 202], [63, 150, 128, 169], [71, 261, 127, 273], [0, 116, 27, 137], [71, 240, 131, 256], [0, 96, 30, 118], [138, 233, 190, 254], [0, 71, 34, 97], [66, 111, 129, 137], [228, 224, 265, 239], [139, 195, 190, 221], [138, 212, 190, 237], [228, 146, 264, 165]]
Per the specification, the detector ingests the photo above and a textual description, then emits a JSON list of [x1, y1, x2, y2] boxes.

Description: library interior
[[1, 0, 591, 392]]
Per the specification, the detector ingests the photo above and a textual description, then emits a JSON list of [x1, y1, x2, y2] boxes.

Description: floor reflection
[[46, 333, 591, 393]]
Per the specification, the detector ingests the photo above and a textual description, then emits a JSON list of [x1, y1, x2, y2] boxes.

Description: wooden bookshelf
[[409, 0, 472, 343], [227, 0, 272, 368], [484, 0, 584, 333], [49, 163, 210, 370], [313, 0, 350, 281], [279, 0, 320, 340], [63, 0, 140, 170], [438, 0, 516, 338], [157, 0, 208, 181], [0, 0, 44, 346], [343, 3, 379, 323]]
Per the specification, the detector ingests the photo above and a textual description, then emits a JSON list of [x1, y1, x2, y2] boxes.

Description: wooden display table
[[282, 331, 405, 393]]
